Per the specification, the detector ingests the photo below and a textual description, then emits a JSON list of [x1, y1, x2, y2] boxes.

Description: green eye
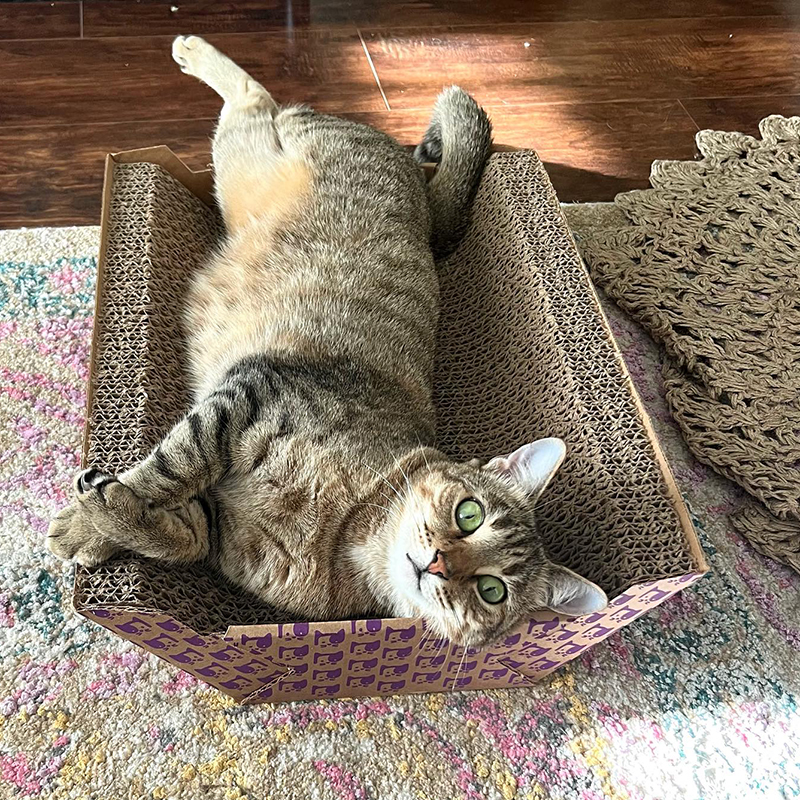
[[455, 498, 484, 533], [477, 575, 507, 605]]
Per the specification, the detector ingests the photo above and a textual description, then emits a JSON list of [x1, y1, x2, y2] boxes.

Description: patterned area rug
[[1, 218, 799, 800]]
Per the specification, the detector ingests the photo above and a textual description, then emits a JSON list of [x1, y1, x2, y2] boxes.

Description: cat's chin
[[388, 597, 419, 620]]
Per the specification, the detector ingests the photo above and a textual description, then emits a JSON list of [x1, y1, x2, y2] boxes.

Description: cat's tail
[[414, 86, 493, 258]]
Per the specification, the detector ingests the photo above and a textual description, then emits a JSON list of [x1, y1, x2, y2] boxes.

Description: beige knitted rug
[[576, 115, 800, 573]]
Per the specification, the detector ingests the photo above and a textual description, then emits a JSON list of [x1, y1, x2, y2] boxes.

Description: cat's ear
[[484, 438, 566, 500], [545, 564, 608, 617]]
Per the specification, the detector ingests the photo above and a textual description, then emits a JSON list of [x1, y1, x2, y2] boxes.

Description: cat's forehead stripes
[[498, 560, 528, 578], [490, 514, 516, 530]]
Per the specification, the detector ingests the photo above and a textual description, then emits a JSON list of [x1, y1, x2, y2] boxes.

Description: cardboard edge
[[483, 149, 707, 581], [75, 571, 706, 704], [591, 297, 707, 574], [79, 607, 291, 701], [221, 566, 707, 642], [523, 570, 708, 684], [102, 143, 519, 209], [80, 155, 116, 467], [220, 570, 708, 703], [111, 146, 215, 206], [76, 601, 163, 617], [223, 617, 410, 641], [629, 390, 709, 573], [80, 147, 215, 465]]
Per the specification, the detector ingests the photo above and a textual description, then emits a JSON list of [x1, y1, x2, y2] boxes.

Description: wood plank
[[0, 1, 81, 41], [0, 31, 384, 127], [681, 96, 800, 135], [0, 98, 697, 228], [80, 0, 793, 38], [82, 0, 311, 38], [0, 119, 215, 229], [334, 0, 797, 26], [343, 0, 799, 26], [363, 17, 800, 110], [348, 99, 698, 202]]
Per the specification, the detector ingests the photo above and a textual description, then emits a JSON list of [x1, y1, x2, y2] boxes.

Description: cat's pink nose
[[426, 550, 449, 580]]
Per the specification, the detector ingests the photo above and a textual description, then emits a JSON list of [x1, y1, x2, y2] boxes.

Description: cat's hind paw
[[172, 35, 214, 76]]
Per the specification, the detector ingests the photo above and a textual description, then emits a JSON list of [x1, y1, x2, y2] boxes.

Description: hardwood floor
[[1, 1, 80, 40], [2, 0, 799, 228]]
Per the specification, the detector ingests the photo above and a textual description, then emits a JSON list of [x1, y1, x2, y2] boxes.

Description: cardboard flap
[[111, 146, 215, 205]]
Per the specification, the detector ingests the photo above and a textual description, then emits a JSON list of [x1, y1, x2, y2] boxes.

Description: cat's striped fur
[[48, 37, 607, 646]]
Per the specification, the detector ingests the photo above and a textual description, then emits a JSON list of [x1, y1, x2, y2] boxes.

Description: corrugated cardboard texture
[[74, 149, 706, 703]]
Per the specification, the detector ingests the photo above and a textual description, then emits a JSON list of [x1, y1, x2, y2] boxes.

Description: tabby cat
[[47, 36, 607, 647]]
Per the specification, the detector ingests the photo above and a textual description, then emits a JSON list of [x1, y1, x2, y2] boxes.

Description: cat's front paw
[[47, 504, 119, 566], [46, 469, 122, 566]]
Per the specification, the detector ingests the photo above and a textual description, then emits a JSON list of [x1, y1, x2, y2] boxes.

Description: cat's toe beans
[[46, 508, 77, 554], [171, 35, 208, 70], [182, 35, 204, 50], [46, 526, 76, 561], [72, 541, 117, 568], [102, 482, 148, 516], [50, 503, 76, 524], [171, 36, 192, 66], [46, 537, 68, 560]]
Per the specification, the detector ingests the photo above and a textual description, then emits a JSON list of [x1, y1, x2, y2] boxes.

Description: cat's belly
[[211, 468, 374, 619], [215, 496, 324, 605]]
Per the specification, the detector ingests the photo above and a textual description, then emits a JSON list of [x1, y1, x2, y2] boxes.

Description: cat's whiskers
[[390, 450, 426, 530], [429, 619, 450, 653], [414, 622, 434, 658], [366, 453, 427, 535], [415, 433, 433, 475], [531, 494, 562, 512], [362, 461, 404, 506], [452, 645, 468, 693], [450, 598, 466, 630], [352, 502, 391, 514]]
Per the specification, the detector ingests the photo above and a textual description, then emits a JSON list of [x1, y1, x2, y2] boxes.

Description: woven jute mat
[[577, 115, 800, 573]]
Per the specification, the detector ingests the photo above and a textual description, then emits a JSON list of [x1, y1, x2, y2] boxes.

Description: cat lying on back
[[47, 36, 607, 647]]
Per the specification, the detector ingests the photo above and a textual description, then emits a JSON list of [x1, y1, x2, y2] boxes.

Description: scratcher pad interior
[[75, 152, 697, 634]]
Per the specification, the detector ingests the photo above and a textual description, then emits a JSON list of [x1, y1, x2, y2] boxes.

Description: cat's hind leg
[[171, 35, 277, 120], [172, 35, 300, 233]]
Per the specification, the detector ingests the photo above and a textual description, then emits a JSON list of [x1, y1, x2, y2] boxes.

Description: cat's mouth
[[406, 553, 423, 592]]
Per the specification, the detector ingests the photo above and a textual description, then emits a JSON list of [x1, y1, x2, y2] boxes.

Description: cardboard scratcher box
[[74, 145, 708, 704]]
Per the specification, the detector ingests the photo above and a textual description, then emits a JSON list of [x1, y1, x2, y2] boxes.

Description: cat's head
[[379, 438, 607, 647]]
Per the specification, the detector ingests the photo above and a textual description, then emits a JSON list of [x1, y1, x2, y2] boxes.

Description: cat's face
[[382, 439, 607, 647]]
